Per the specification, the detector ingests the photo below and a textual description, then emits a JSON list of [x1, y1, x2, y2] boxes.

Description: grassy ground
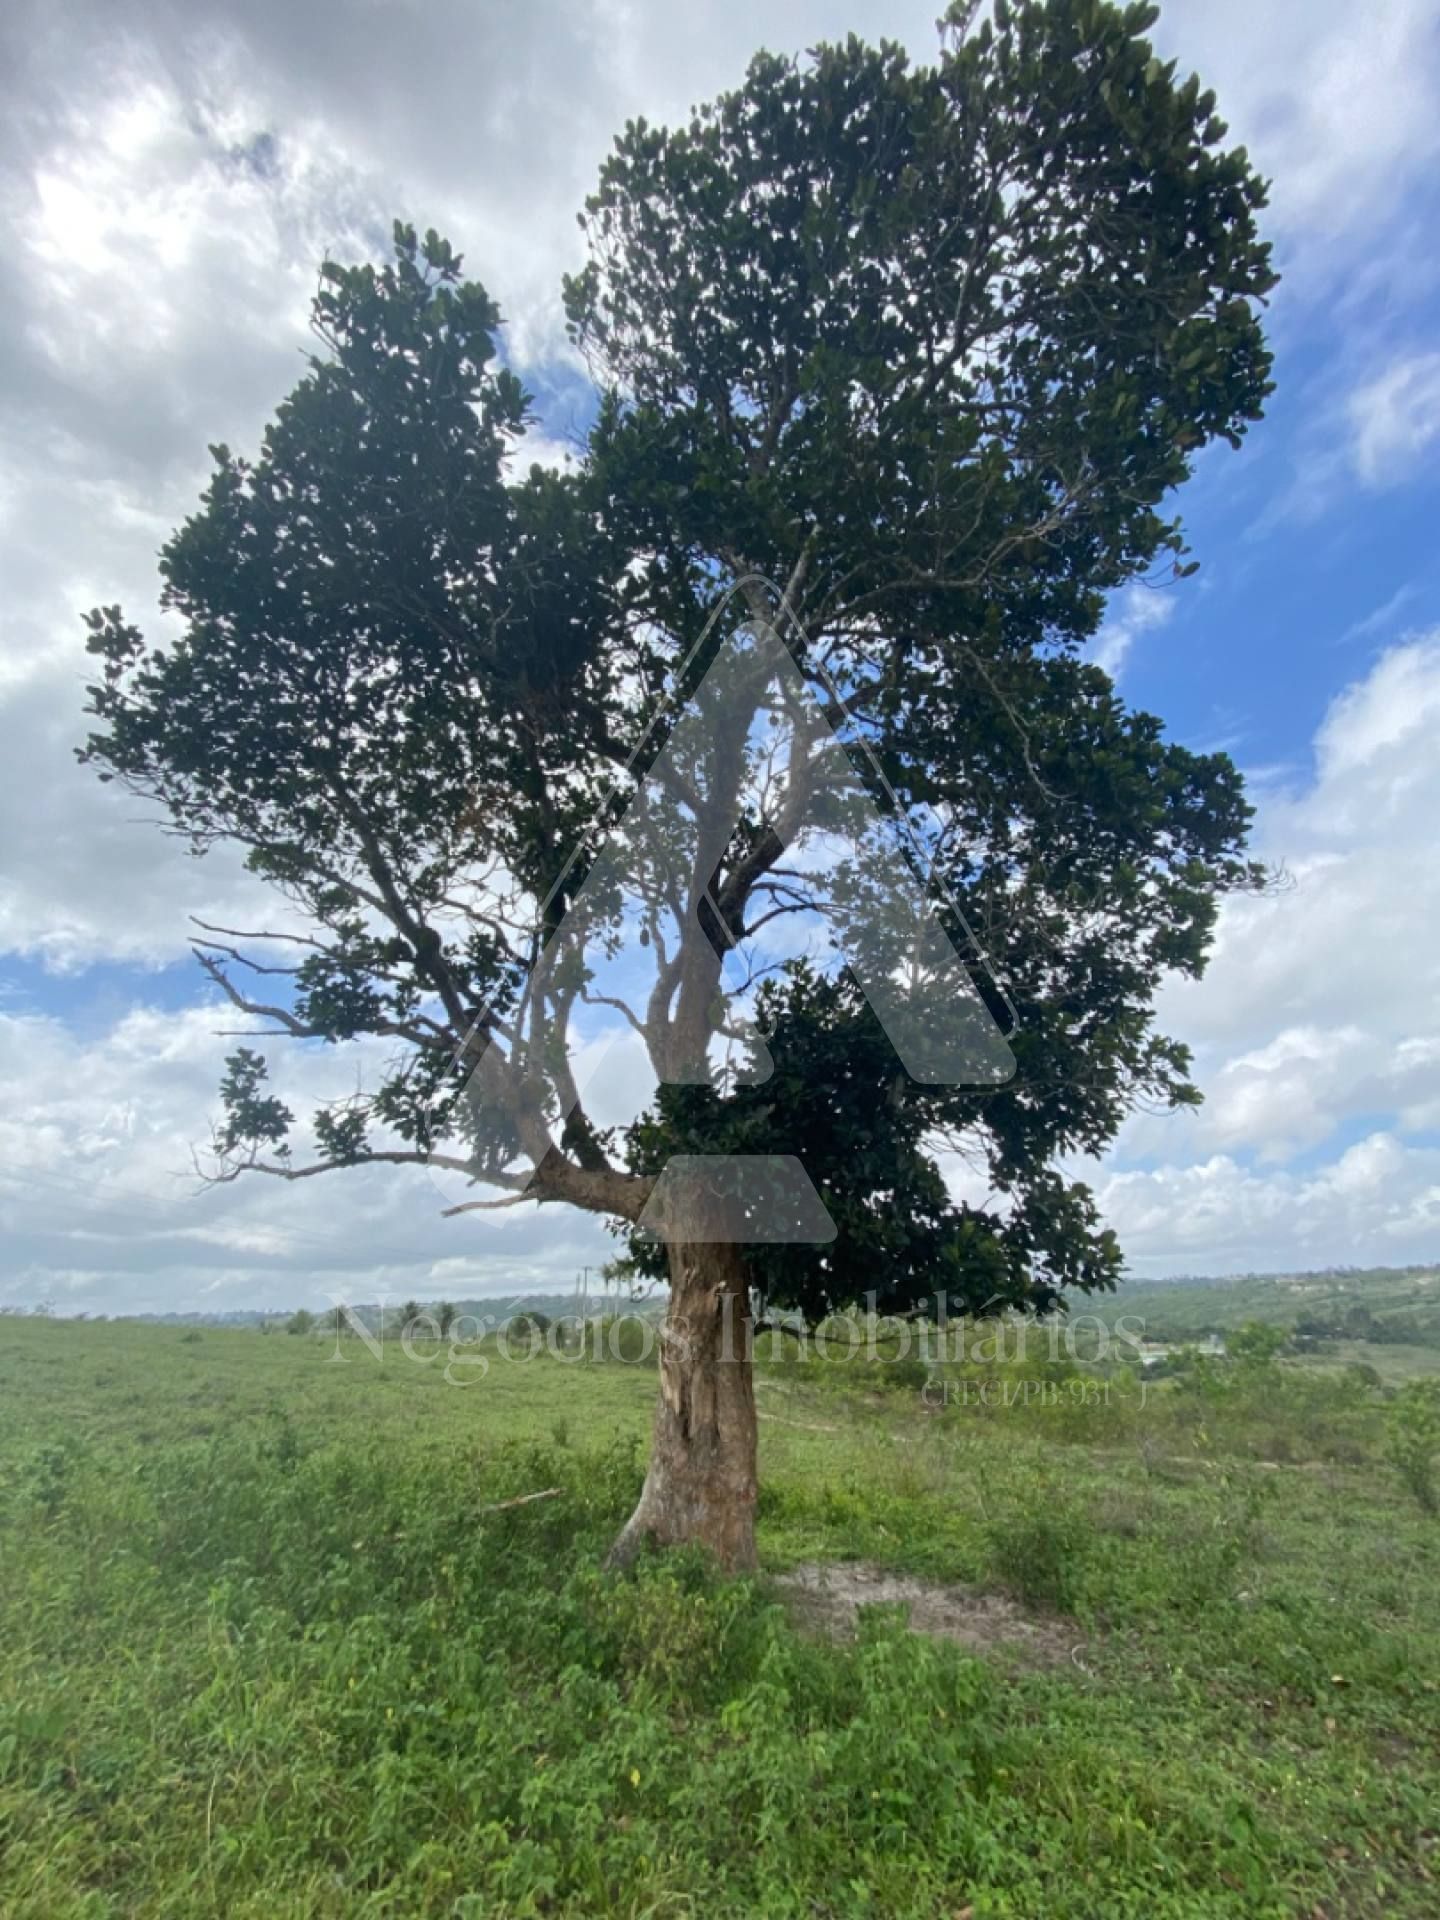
[[1290, 1340, 1440, 1386], [1, 1314, 1437, 1917]]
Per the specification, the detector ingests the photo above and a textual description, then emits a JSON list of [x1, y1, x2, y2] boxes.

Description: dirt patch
[[772, 1560, 1083, 1669]]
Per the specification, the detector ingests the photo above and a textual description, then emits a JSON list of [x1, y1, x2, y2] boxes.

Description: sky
[[1, 0, 1439, 1314]]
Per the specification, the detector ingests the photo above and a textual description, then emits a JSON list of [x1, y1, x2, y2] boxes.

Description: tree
[[508, 1309, 552, 1340], [1227, 1320, 1287, 1370], [508, 1312, 540, 1350], [285, 1308, 315, 1336], [394, 1301, 423, 1339], [80, 1, 1275, 1571], [437, 1301, 458, 1339]]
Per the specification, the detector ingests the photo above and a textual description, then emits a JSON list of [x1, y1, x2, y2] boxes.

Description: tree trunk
[[608, 1237, 758, 1573]]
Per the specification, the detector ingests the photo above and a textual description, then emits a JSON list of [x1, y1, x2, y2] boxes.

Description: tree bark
[[607, 1237, 758, 1573]]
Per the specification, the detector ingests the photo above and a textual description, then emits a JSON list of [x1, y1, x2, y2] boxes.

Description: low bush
[[1386, 1378, 1440, 1514], [983, 1477, 1094, 1613]]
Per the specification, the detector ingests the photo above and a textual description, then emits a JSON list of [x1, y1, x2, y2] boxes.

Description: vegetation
[[1115, 1268, 1440, 1361], [1, 1312, 1436, 1917], [15, 2, 1429, 1913], [79, 0, 1277, 1568], [1386, 1381, 1440, 1516]]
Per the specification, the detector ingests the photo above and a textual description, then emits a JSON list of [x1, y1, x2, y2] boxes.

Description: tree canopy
[[80, 0, 1276, 1565]]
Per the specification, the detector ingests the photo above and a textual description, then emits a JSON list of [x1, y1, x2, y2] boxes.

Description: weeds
[[0, 1314, 1436, 1917], [1386, 1378, 1440, 1513], [982, 1481, 1093, 1613]]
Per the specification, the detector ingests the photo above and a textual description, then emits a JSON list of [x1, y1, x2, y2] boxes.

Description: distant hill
[[101, 1287, 666, 1332], [1113, 1265, 1440, 1348], [14, 1263, 1438, 1339]]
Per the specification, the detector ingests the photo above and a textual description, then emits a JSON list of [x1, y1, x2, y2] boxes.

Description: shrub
[[883, 1353, 932, 1394], [591, 1314, 657, 1365], [1386, 1379, 1440, 1514], [17, 1442, 79, 1518], [984, 1482, 1093, 1613], [1344, 1360, 1382, 1391], [1228, 1321, 1288, 1369]]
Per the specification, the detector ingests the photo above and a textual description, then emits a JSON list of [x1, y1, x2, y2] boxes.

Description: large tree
[[81, 0, 1275, 1570]]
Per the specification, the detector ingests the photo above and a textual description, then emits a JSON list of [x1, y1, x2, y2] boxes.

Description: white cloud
[[1265, 338, 1440, 529], [0, 1004, 610, 1314], [1347, 350, 1440, 487], [1171, 0, 1440, 527], [1153, 0, 1440, 259], [1340, 583, 1418, 644], [1153, 636, 1440, 1057], [1095, 1134, 1440, 1277], [1097, 635, 1440, 1271], [503, 431, 582, 480], [1090, 586, 1177, 681]]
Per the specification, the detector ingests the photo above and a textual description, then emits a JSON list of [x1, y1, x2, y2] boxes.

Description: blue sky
[[2, 0, 1439, 1312]]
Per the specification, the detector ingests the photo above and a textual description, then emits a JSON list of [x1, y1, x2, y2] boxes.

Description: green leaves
[[313, 1105, 370, 1167], [572, 0, 1275, 687], [218, 1051, 293, 1157], [81, 1, 1277, 1319]]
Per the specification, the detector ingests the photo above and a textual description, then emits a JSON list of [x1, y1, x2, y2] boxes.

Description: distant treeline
[[1116, 1266, 1440, 1351]]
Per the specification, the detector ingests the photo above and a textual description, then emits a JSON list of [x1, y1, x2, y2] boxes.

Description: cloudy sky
[[2, 0, 1439, 1313]]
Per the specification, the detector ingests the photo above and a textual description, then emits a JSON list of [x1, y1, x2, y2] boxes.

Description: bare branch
[[440, 1191, 536, 1217], [577, 986, 648, 1038], [190, 916, 329, 952]]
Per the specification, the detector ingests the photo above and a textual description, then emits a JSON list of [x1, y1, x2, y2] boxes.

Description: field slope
[[1, 1315, 1437, 1917]]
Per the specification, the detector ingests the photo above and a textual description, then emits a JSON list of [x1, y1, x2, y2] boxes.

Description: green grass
[[2, 1314, 1438, 1916], [1293, 1340, 1440, 1386]]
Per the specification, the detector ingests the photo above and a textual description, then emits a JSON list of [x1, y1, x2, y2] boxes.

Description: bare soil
[[771, 1560, 1083, 1669]]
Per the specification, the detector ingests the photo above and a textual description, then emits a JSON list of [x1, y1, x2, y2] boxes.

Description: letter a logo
[[427, 580, 1015, 1243]]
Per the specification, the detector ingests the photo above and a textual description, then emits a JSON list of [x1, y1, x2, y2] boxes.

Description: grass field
[[2, 1312, 1438, 1917]]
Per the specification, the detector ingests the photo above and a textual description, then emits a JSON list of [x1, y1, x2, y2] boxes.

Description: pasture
[[1, 1312, 1437, 1917]]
